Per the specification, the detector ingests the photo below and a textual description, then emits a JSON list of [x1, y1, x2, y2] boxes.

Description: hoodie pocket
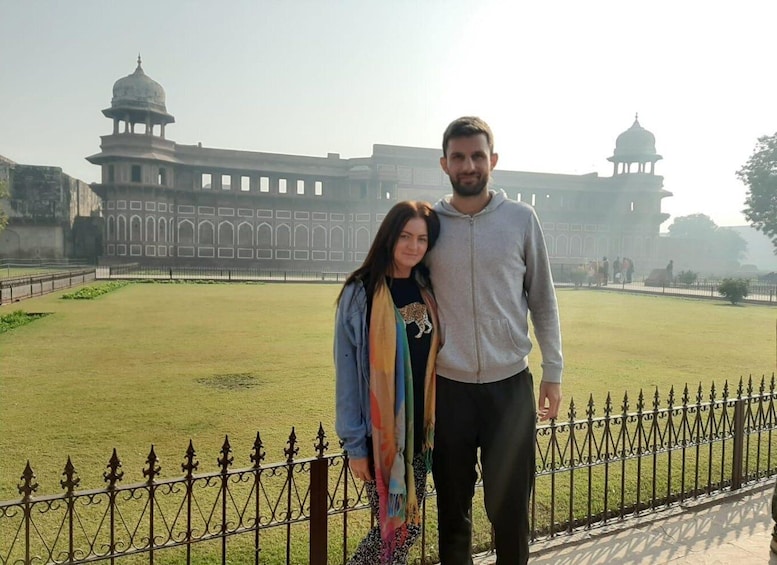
[[478, 318, 524, 371]]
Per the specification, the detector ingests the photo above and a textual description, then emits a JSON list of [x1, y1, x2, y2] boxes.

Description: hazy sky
[[2, 1, 776, 229]]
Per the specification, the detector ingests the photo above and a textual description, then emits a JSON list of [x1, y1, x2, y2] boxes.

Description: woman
[[334, 200, 440, 564]]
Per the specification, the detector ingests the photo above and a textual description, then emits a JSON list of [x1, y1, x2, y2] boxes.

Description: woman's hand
[[349, 457, 373, 482]]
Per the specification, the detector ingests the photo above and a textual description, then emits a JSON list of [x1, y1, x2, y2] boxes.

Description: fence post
[[731, 396, 745, 490], [310, 424, 329, 565]]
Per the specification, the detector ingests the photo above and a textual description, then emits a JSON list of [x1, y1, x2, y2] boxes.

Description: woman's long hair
[[336, 200, 440, 304]]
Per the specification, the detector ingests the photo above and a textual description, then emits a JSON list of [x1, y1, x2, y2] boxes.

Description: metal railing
[[2, 376, 776, 564], [0, 269, 96, 305], [97, 264, 348, 283]]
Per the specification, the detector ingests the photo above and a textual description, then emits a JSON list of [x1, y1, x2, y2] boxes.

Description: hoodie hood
[[434, 189, 508, 217]]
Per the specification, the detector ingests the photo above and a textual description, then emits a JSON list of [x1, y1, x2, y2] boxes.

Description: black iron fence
[[2, 377, 777, 564], [97, 264, 348, 284], [0, 269, 96, 305]]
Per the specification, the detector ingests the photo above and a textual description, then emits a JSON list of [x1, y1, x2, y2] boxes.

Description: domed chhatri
[[608, 114, 662, 175], [102, 56, 175, 133], [111, 55, 168, 113]]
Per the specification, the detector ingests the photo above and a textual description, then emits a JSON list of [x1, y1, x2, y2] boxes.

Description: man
[[426, 116, 563, 564]]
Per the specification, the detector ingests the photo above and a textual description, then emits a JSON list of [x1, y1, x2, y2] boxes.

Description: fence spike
[[568, 397, 576, 422], [218, 435, 234, 473], [60, 456, 80, 494], [747, 375, 754, 396], [604, 392, 612, 417], [315, 423, 329, 458], [182, 439, 199, 478], [738, 377, 744, 399], [285, 427, 299, 463], [710, 381, 717, 403], [586, 394, 595, 420], [18, 461, 38, 502], [143, 445, 161, 484], [722, 380, 729, 402], [104, 448, 124, 490], [636, 389, 645, 413], [251, 432, 266, 468], [653, 387, 660, 411], [770, 373, 776, 394], [760, 374, 766, 395], [682, 384, 690, 405], [668, 385, 675, 409], [621, 391, 629, 414], [696, 383, 703, 404]]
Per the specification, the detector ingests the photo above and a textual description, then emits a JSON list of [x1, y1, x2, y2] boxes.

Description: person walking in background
[[613, 256, 622, 283], [427, 116, 564, 564], [624, 257, 634, 283], [666, 259, 674, 284], [601, 256, 609, 286], [334, 201, 441, 564]]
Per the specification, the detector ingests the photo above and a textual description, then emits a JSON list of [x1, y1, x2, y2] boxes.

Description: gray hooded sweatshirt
[[426, 189, 563, 384]]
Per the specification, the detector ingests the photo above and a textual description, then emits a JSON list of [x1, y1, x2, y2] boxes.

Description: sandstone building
[[88, 58, 670, 275], [0, 155, 102, 260]]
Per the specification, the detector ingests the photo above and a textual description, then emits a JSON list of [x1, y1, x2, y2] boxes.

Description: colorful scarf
[[369, 278, 439, 559]]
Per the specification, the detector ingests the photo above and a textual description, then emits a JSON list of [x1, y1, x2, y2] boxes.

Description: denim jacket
[[334, 280, 371, 459]]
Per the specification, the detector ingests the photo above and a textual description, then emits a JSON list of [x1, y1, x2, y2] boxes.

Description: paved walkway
[[471, 483, 776, 564]]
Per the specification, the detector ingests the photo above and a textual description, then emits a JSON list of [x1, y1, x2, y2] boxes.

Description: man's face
[[440, 134, 498, 197]]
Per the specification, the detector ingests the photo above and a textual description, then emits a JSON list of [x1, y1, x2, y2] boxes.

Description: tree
[[717, 278, 749, 305], [0, 179, 8, 235], [666, 214, 747, 272], [737, 132, 777, 255]]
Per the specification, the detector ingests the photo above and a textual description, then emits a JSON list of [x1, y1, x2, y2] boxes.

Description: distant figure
[[666, 260, 674, 284], [613, 257, 622, 283], [624, 257, 635, 283], [600, 256, 609, 286]]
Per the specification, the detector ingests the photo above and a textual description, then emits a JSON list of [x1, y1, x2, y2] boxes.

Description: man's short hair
[[442, 116, 494, 157]]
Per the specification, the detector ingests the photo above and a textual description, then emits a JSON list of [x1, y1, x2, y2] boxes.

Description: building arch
[[130, 215, 142, 242], [107, 215, 116, 241], [237, 222, 253, 246], [583, 235, 596, 258], [354, 227, 370, 251], [198, 220, 214, 245], [257, 222, 272, 247], [570, 235, 582, 258], [158, 218, 167, 243], [178, 219, 194, 245], [312, 225, 327, 250], [556, 234, 568, 257], [294, 224, 309, 248], [218, 221, 234, 246], [276, 224, 291, 249], [330, 226, 344, 250], [146, 216, 156, 243]]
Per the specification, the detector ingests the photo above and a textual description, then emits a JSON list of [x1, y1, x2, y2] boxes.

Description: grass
[[1, 283, 775, 562]]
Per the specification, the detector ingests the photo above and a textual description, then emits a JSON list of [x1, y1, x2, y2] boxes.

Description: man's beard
[[450, 174, 489, 197]]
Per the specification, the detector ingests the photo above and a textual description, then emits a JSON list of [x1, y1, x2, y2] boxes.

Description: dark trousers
[[432, 370, 536, 565]]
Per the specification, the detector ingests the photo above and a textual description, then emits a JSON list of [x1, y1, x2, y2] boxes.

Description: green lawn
[[1, 283, 775, 500]]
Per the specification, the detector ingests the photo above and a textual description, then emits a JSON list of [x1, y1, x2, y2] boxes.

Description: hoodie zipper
[[469, 215, 482, 383]]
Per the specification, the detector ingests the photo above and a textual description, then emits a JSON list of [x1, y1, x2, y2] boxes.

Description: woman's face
[[391, 217, 429, 278]]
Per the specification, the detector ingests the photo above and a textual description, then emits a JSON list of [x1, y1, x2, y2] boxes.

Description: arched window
[[257, 223, 272, 247], [199, 221, 214, 245], [294, 225, 309, 248], [178, 220, 194, 244], [130, 216, 142, 242], [218, 222, 234, 246], [312, 226, 326, 250], [237, 222, 252, 246]]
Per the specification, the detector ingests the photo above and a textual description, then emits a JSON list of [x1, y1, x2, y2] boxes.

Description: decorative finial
[[635, 112, 639, 120], [136, 53, 143, 71]]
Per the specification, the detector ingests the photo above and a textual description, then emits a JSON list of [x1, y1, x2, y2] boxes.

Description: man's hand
[[348, 457, 373, 482], [538, 381, 562, 421]]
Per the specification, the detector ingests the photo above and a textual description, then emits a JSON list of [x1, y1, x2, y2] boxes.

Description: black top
[[387, 277, 432, 454]]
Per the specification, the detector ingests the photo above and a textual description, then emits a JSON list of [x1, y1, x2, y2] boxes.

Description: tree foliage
[[666, 213, 747, 267], [0, 179, 8, 235], [717, 278, 749, 305], [737, 132, 777, 255]]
